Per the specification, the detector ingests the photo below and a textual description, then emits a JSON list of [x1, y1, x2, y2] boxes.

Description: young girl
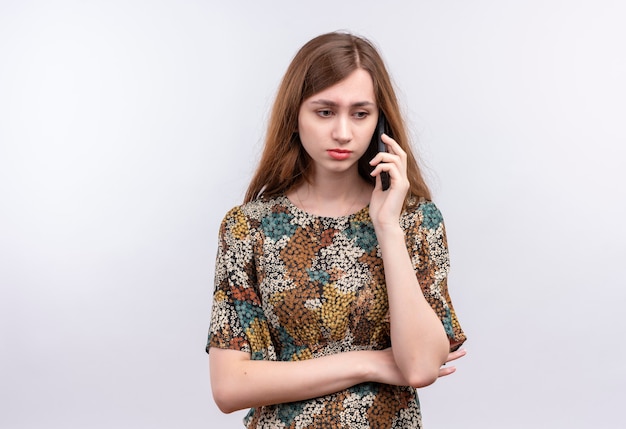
[[207, 31, 466, 428]]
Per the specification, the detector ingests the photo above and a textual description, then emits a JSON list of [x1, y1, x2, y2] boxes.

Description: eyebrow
[[309, 99, 376, 108]]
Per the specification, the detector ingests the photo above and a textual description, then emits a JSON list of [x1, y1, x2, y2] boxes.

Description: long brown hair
[[244, 32, 431, 204]]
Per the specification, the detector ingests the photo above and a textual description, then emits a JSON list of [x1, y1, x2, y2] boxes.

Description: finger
[[445, 349, 467, 364], [438, 366, 457, 378], [372, 170, 383, 191], [370, 163, 403, 189], [381, 133, 406, 157], [369, 151, 401, 167], [369, 161, 398, 177]]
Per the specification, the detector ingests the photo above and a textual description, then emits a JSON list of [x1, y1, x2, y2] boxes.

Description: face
[[297, 68, 378, 180]]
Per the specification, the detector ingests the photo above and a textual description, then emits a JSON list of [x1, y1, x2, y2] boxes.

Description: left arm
[[369, 133, 450, 388]]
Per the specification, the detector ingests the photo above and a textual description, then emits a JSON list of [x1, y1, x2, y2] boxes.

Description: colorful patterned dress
[[207, 195, 466, 428]]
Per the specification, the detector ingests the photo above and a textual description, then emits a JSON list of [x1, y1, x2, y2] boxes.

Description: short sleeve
[[206, 206, 274, 360], [405, 201, 467, 351]]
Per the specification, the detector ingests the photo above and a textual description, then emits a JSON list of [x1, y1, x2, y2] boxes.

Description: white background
[[1, 1, 625, 428]]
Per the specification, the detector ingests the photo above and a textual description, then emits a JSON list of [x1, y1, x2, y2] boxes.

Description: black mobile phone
[[373, 112, 391, 191]]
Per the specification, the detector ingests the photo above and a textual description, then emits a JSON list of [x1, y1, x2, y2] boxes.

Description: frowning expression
[[297, 68, 378, 179]]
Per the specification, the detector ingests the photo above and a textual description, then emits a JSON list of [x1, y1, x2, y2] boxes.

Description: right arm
[[209, 347, 404, 413], [209, 347, 466, 413]]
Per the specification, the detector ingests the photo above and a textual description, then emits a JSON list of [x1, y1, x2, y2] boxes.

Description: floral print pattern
[[207, 195, 466, 428]]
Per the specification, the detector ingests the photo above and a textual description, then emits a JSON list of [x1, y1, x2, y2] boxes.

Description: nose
[[331, 116, 352, 144]]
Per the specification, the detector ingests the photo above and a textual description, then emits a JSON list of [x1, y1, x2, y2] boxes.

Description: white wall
[[1, 1, 624, 428]]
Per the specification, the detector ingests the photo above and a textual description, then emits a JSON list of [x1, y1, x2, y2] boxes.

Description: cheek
[[296, 122, 315, 154], [297, 125, 312, 148], [296, 114, 310, 137], [358, 126, 376, 149], [297, 116, 322, 144]]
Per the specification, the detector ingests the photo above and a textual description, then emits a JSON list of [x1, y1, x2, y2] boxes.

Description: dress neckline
[[280, 195, 370, 221]]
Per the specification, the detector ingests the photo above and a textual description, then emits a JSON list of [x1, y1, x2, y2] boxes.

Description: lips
[[327, 149, 352, 160]]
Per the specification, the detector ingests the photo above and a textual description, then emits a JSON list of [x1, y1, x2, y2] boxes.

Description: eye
[[353, 111, 369, 119], [317, 109, 333, 118]]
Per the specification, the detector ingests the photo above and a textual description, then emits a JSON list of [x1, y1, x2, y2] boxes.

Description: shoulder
[[401, 197, 445, 231], [220, 196, 288, 232]]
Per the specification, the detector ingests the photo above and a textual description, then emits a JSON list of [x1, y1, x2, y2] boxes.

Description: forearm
[[210, 347, 374, 413], [377, 226, 449, 387]]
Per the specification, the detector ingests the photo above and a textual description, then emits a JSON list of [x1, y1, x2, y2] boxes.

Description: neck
[[290, 173, 373, 217]]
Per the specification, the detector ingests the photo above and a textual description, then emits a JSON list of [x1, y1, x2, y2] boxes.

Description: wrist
[[373, 223, 404, 245], [348, 350, 377, 383]]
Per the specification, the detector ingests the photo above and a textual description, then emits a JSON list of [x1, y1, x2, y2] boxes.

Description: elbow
[[406, 368, 439, 389], [405, 337, 450, 388], [211, 383, 241, 414], [213, 399, 236, 415], [209, 350, 249, 414]]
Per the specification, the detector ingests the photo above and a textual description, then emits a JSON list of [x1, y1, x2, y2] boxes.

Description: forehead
[[304, 69, 376, 105]]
